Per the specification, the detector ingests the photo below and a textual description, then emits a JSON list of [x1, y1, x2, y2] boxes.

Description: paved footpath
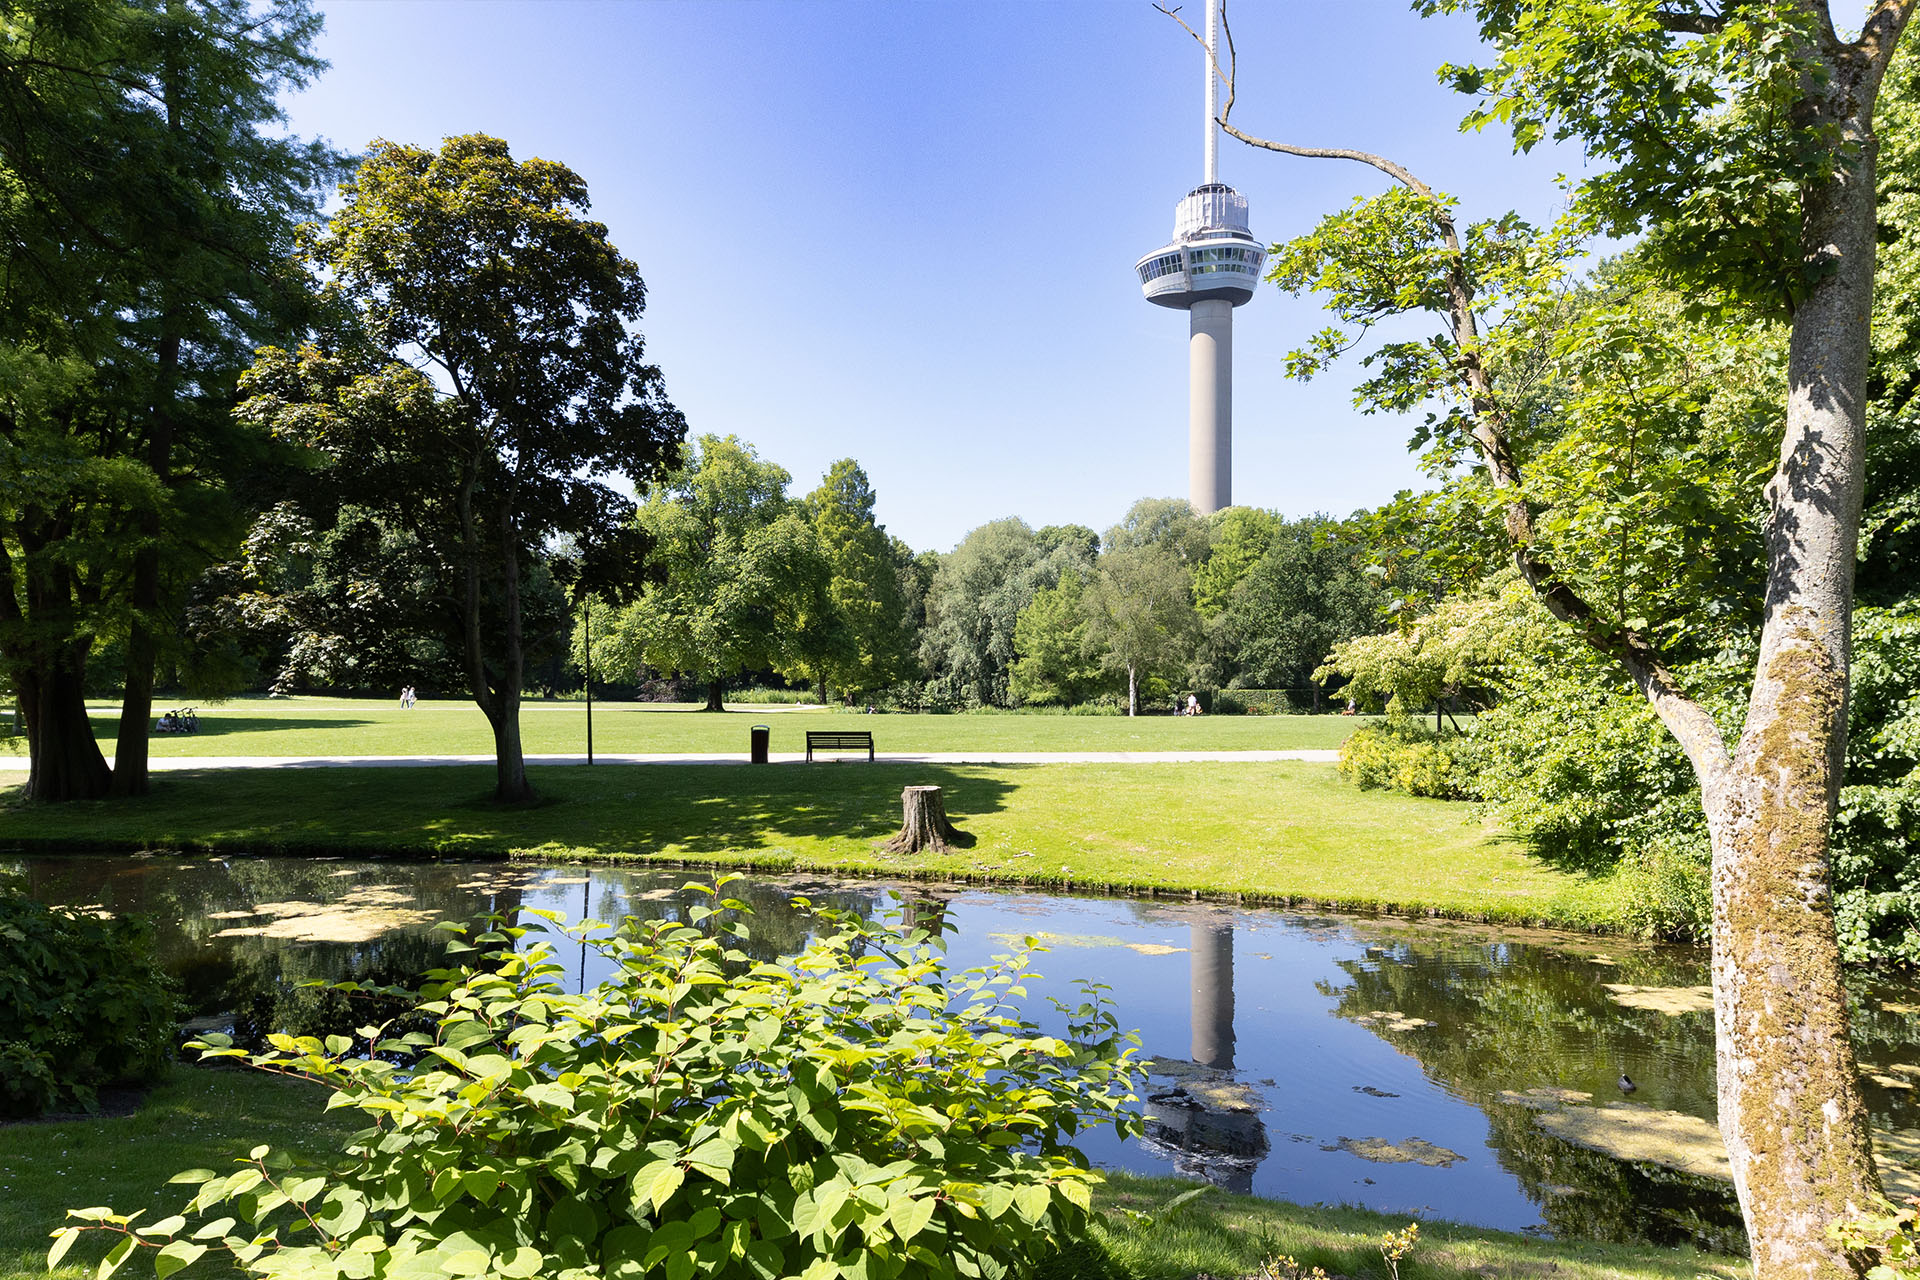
[[0, 749, 1339, 771]]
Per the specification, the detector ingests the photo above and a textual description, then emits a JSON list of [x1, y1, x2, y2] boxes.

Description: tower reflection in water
[[1139, 921, 1271, 1193]]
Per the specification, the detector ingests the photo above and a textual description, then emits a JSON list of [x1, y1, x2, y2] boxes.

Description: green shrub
[[61, 880, 1143, 1280], [728, 686, 821, 705], [0, 894, 181, 1118], [1336, 720, 1471, 799], [1833, 603, 1920, 967], [1213, 689, 1298, 716], [1065, 698, 1123, 716], [1607, 828, 1713, 942]]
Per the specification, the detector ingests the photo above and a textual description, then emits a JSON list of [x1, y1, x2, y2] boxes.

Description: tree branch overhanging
[[1652, 3, 1727, 37], [1156, 0, 1735, 783]]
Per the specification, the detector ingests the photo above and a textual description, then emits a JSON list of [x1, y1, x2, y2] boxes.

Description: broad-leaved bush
[[55, 881, 1141, 1280], [1336, 720, 1472, 800], [0, 893, 180, 1118]]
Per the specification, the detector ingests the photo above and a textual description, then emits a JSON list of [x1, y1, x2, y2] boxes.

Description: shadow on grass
[[544, 762, 1026, 857], [1038, 1173, 1745, 1280], [88, 714, 377, 742]]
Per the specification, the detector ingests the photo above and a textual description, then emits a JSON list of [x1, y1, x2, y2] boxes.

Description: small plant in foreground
[[1256, 1254, 1330, 1280], [1379, 1221, 1420, 1280], [51, 878, 1142, 1280], [1831, 1194, 1920, 1279]]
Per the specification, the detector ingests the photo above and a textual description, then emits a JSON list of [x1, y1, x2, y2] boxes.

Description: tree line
[[577, 437, 1384, 718]]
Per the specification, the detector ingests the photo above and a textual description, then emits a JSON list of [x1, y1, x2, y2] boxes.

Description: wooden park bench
[[805, 730, 874, 762]]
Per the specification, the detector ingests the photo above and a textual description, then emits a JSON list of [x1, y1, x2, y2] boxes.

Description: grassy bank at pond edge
[[0, 762, 1622, 928], [1, 1069, 1742, 1280]]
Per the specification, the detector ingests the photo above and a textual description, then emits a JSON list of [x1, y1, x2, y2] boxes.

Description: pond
[[11, 853, 1920, 1254]]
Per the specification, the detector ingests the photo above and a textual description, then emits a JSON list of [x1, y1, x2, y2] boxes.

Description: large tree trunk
[[20, 658, 110, 802], [491, 501, 532, 805], [705, 679, 724, 712], [112, 84, 187, 801], [1700, 106, 1885, 1279], [111, 620, 156, 798], [455, 471, 534, 805], [489, 697, 530, 803]]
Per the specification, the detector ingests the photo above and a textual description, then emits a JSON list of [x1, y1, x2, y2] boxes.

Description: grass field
[[2, 1069, 1742, 1280], [26, 696, 1376, 758], [0, 761, 1611, 925]]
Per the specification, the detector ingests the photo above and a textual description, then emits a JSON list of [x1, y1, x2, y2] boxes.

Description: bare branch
[[1219, 125, 1442, 197], [1652, 3, 1727, 36], [1158, 1, 1438, 195]]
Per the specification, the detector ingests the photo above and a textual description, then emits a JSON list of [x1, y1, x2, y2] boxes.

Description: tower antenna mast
[[1133, 0, 1261, 516], [1204, 0, 1219, 185]]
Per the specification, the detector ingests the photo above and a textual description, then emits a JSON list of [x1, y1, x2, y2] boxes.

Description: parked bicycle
[[156, 707, 198, 735]]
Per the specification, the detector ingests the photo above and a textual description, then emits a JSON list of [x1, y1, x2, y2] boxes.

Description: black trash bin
[[749, 724, 770, 764]]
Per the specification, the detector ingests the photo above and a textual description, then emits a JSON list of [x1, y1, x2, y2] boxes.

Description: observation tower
[[1134, 0, 1263, 515]]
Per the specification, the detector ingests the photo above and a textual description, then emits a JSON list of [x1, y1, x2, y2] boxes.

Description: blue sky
[[283, 1, 1582, 554]]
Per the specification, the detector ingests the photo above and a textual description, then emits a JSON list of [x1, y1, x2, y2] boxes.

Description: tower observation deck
[[1135, 0, 1260, 515]]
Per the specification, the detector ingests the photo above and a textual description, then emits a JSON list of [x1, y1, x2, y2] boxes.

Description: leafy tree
[[0, 0, 340, 800], [1101, 498, 1209, 564], [1034, 522, 1100, 565], [245, 135, 684, 801], [1009, 570, 1105, 707], [1198, 0, 1917, 1261], [195, 499, 569, 700], [1192, 507, 1281, 618], [600, 435, 823, 712], [794, 459, 916, 701], [1320, 575, 1548, 718], [1207, 516, 1384, 702], [1082, 544, 1198, 717], [917, 520, 1095, 708]]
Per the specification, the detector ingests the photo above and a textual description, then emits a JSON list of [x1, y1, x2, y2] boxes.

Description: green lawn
[[2, 1070, 1742, 1280], [2, 1068, 349, 1280], [0, 761, 1610, 926], [41, 696, 1373, 758]]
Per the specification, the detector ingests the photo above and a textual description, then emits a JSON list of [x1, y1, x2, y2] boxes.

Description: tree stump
[[884, 785, 965, 854]]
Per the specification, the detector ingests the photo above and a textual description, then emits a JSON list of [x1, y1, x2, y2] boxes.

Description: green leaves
[[0, 897, 180, 1119], [58, 886, 1141, 1280], [1426, 0, 1843, 315]]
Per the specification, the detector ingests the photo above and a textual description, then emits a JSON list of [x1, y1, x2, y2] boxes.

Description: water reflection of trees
[[13, 858, 880, 1046], [1322, 938, 1744, 1249]]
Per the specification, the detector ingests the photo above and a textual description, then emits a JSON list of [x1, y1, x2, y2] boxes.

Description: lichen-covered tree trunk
[[1695, 116, 1885, 1278]]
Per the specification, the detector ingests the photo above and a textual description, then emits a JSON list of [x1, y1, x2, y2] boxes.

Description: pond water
[[12, 854, 1920, 1254]]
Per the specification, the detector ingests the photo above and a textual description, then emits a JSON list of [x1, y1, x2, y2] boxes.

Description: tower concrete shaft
[[1135, 0, 1256, 517], [1189, 299, 1232, 513]]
